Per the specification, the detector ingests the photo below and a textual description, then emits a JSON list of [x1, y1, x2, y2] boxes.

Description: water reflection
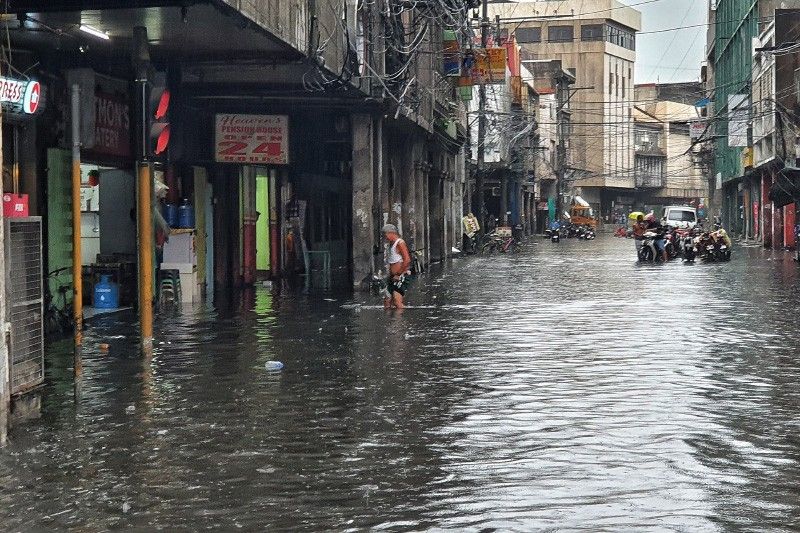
[[1, 238, 800, 530]]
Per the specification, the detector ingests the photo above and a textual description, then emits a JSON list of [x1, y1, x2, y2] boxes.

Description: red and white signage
[[3, 193, 29, 217], [214, 114, 289, 165], [0, 76, 42, 114]]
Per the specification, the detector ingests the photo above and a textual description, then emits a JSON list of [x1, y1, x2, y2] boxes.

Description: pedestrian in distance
[[382, 224, 412, 310]]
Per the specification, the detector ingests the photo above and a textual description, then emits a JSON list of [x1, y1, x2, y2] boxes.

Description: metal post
[[133, 26, 154, 352], [242, 167, 257, 285], [269, 169, 280, 277], [556, 79, 567, 221], [476, 0, 488, 235], [137, 162, 154, 350], [70, 84, 83, 377], [0, 101, 9, 442]]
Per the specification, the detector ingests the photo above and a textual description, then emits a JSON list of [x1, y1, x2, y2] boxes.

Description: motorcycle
[[696, 232, 718, 262], [663, 228, 678, 260], [680, 228, 699, 262], [710, 227, 732, 261], [583, 227, 596, 240], [638, 231, 665, 262], [545, 225, 561, 243]]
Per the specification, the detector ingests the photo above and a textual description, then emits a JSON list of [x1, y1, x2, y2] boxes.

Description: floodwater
[[3, 236, 800, 531]]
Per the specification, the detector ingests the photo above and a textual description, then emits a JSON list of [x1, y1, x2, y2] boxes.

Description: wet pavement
[[3, 235, 800, 531]]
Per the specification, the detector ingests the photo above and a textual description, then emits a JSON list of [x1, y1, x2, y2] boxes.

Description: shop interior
[[75, 164, 209, 316]]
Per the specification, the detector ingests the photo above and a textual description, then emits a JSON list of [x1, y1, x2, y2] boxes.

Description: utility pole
[[70, 84, 83, 377], [133, 27, 154, 354], [476, 0, 488, 234], [0, 100, 7, 443]]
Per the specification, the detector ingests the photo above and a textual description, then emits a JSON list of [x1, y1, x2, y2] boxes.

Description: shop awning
[[769, 166, 800, 208]]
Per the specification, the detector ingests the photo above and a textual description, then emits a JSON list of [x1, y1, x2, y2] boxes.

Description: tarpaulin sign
[[214, 114, 289, 164]]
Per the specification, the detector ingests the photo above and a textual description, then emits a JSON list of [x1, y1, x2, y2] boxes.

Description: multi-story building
[[524, 58, 575, 227], [469, 37, 541, 232], [632, 83, 708, 216], [749, 10, 800, 249], [491, 0, 641, 222], [707, 0, 800, 243]]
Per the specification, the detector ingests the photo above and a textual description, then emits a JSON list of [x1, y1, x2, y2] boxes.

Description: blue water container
[[177, 199, 195, 229], [93, 275, 119, 309], [163, 203, 178, 227]]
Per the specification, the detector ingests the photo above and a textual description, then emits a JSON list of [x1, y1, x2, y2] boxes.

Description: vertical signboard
[[472, 48, 507, 84], [727, 94, 749, 147], [214, 114, 289, 164]]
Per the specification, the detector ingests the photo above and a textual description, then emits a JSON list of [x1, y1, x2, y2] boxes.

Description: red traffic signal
[[148, 77, 171, 158], [154, 89, 170, 120], [151, 123, 170, 155]]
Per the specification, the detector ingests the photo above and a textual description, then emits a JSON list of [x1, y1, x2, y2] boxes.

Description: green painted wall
[[713, 0, 758, 185], [46, 148, 73, 309]]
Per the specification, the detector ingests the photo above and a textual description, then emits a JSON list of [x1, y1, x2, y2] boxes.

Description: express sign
[[0, 76, 42, 115]]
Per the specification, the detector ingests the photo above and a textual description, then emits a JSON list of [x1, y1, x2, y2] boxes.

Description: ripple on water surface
[[2, 237, 800, 530]]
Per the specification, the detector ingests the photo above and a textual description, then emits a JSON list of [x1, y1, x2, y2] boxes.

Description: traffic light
[[148, 71, 171, 158]]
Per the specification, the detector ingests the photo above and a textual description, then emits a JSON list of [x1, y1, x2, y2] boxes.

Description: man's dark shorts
[[388, 274, 411, 296]]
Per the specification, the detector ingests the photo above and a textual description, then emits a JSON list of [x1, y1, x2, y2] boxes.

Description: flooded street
[[3, 236, 800, 531]]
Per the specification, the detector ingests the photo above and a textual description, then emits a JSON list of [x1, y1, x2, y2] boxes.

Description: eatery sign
[[214, 114, 289, 164], [0, 76, 42, 115]]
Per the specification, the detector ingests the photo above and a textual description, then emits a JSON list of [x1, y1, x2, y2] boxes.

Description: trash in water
[[122, 502, 131, 514], [264, 361, 284, 372], [99, 343, 109, 353], [125, 405, 136, 414]]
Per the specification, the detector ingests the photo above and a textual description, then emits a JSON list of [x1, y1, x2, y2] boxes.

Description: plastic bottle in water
[[264, 361, 284, 371]]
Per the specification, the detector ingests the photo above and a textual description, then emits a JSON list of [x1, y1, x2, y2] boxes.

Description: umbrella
[[628, 211, 645, 220]]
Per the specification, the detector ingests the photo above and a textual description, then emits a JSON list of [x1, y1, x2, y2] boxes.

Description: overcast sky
[[628, 0, 707, 84]]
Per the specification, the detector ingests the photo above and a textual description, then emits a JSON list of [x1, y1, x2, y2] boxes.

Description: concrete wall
[[221, 0, 308, 53]]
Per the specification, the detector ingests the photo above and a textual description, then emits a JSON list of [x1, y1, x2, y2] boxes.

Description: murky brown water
[[2, 236, 800, 531]]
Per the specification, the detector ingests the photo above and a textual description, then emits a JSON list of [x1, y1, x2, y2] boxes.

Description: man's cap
[[381, 224, 398, 234]]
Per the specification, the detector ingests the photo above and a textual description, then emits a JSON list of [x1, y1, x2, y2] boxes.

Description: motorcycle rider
[[632, 214, 646, 255], [645, 213, 669, 262]]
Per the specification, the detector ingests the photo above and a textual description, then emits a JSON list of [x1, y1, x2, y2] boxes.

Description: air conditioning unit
[[3, 217, 44, 394]]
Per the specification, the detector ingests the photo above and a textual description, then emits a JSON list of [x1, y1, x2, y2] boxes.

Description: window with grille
[[548, 25, 573, 43], [581, 24, 603, 41], [516, 27, 541, 43]]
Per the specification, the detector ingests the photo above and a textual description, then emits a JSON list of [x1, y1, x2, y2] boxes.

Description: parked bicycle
[[481, 227, 521, 254], [44, 266, 74, 339], [410, 247, 425, 275]]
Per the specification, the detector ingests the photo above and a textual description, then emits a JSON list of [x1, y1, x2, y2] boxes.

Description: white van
[[662, 206, 698, 229]]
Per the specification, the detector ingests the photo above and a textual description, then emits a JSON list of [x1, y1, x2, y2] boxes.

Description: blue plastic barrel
[[177, 199, 195, 228], [163, 203, 178, 227], [93, 275, 119, 309]]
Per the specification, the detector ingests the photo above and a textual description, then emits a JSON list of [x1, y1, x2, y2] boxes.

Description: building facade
[[706, 0, 800, 246], [491, 0, 641, 222], [632, 83, 709, 216]]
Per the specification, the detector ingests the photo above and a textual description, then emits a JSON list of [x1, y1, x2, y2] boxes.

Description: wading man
[[382, 224, 411, 310]]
